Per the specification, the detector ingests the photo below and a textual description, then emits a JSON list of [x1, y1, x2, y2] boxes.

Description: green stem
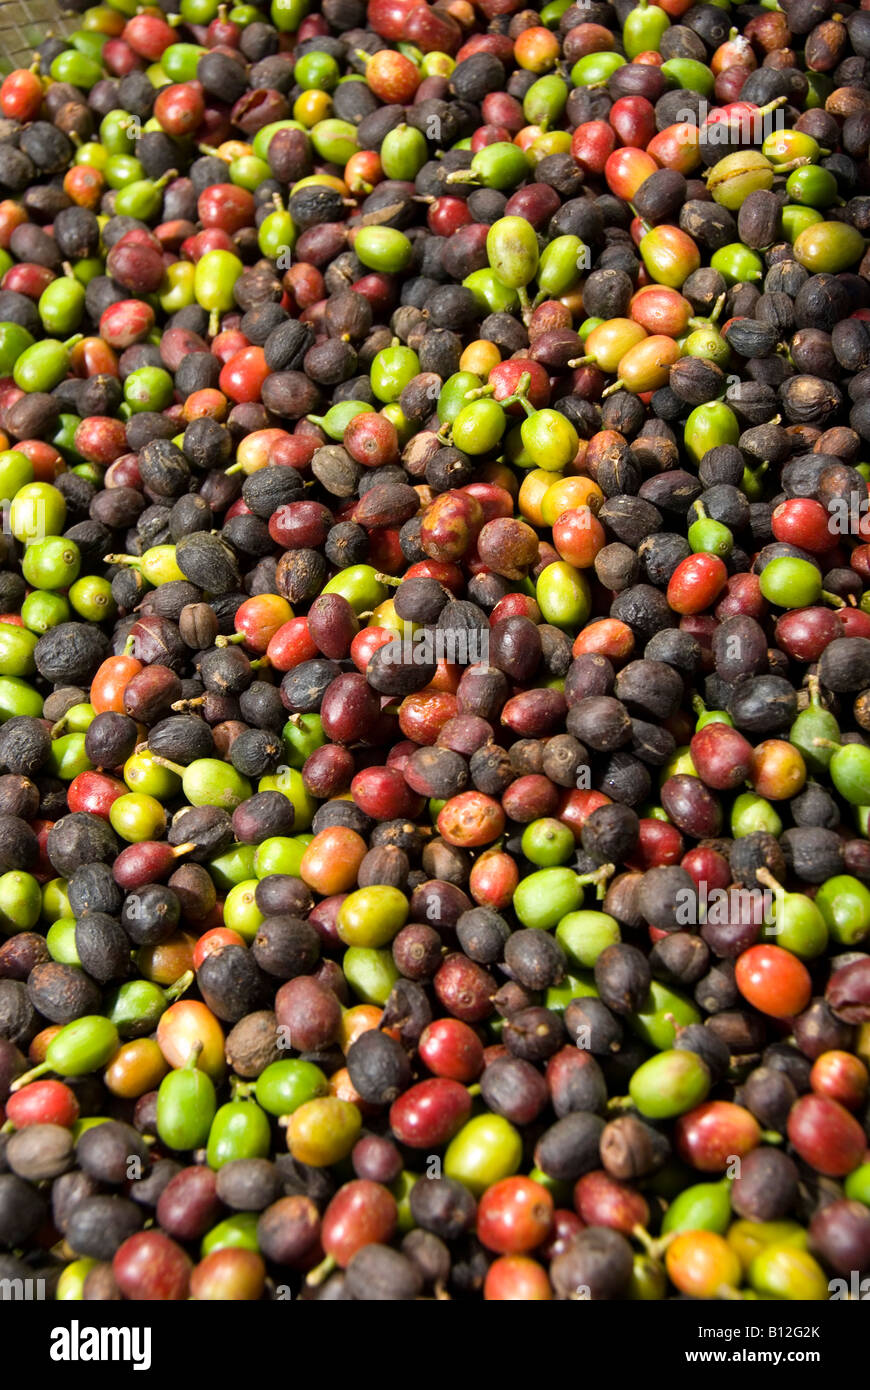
[[770, 156, 812, 173], [305, 1253, 338, 1288], [754, 867, 784, 896], [501, 372, 536, 418], [151, 755, 186, 776], [601, 377, 626, 398], [605, 1094, 633, 1113], [632, 1224, 660, 1256], [628, 205, 651, 236], [166, 970, 194, 1002], [577, 862, 615, 899], [10, 1061, 51, 1091]]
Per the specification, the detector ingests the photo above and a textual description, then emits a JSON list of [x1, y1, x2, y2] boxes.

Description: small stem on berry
[[305, 1254, 337, 1287]]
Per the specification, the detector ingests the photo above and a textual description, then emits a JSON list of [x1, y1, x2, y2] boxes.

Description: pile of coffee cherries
[[0, 0, 869, 1303]]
